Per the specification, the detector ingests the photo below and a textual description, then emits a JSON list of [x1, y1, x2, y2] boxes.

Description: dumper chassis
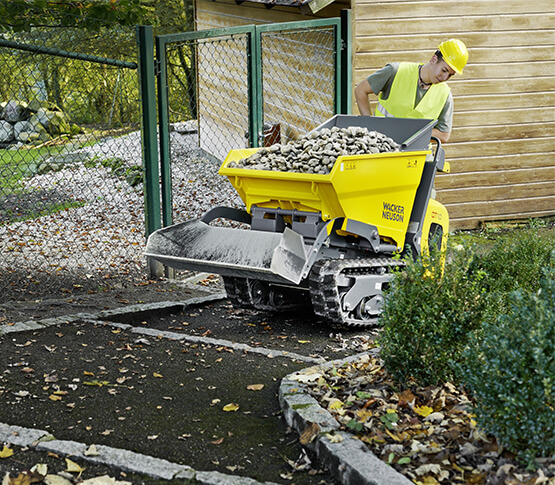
[[145, 115, 450, 328]]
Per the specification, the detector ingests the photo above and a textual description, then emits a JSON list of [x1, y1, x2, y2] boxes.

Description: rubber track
[[223, 276, 307, 312], [222, 277, 254, 308], [308, 257, 405, 328]]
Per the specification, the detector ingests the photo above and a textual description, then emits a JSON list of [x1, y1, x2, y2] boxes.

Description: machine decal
[[340, 161, 357, 171], [382, 201, 405, 223]]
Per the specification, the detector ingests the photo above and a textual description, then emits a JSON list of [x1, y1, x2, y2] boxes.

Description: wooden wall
[[353, 0, 555, 230]]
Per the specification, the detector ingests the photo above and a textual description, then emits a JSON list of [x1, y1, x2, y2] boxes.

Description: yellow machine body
[[220, 148, 431, 251]]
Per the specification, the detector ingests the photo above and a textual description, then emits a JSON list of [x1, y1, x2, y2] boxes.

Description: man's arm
[[354, 79, 374, 116], [432, 128, 450, 144]]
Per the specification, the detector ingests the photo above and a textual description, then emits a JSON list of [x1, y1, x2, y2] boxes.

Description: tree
[[0, 1, 157, 32]]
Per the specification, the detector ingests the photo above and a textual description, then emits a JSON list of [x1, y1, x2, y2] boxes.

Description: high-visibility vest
[[376, 62, 450, 120]]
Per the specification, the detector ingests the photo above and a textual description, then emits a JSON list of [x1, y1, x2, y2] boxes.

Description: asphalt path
[[0, 293, 378, 484]]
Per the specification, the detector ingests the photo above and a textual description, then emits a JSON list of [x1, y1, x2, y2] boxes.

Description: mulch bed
[[301, 353, 554, 485]]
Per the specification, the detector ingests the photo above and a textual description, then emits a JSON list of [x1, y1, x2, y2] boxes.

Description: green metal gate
[[137, 12, 352, 239]]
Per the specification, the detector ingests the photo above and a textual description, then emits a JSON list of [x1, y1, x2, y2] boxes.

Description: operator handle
[[430, 136, 449, 173]]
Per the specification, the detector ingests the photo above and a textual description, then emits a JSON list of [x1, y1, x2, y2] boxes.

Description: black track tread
[[222, 276, 254, 308], [309, 257, 405, 328]]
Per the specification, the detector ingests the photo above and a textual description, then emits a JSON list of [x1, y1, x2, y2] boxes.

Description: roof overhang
[[234, 0, 337, 14]]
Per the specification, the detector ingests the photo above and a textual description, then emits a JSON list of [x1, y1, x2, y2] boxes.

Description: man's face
[[430, 56, 456, 84]]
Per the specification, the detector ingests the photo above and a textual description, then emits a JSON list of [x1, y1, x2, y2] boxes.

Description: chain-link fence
[[0, 17, 344, 302], [0, 24, 145, 301], [261, 27, 336, 142]]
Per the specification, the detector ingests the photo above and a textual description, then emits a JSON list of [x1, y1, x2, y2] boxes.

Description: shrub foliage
[[378, 227, 554, 463], [378, 244, 488, 385], [462, 267, 554, 465]]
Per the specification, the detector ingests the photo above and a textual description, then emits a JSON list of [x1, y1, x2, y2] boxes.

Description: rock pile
[[228, 126, 400, 174], [0, 100, 79, 145]]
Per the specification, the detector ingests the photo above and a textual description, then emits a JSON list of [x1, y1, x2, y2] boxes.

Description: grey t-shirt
[[367, 62, 453, 133]]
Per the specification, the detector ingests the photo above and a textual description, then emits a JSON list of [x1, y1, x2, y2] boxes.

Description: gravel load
[[228, 126, 399, 174]]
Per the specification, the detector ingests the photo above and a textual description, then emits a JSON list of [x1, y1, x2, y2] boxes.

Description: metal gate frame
[[137, 11, 352, 240]]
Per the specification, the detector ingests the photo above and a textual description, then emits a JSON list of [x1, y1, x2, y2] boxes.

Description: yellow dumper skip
[[220, 148, 430, 251]]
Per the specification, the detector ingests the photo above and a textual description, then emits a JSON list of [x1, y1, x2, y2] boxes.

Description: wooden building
[[193, 0, 555, 230]]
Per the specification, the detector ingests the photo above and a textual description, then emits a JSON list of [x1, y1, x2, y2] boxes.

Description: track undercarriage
[[223, 257, 405, 327]]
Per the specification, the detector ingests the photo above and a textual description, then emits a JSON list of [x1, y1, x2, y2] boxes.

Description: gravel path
[[0, 129, 243, 297]]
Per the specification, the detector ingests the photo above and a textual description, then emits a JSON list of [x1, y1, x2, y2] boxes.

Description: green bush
[[378, 244, 488, 385], [461, 265, 554, 466], [477, 229, 553, 296], [379, 230, 554, 386]]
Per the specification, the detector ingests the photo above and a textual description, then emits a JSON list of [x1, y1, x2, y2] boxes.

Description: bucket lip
[[218, 149, 431, 178]]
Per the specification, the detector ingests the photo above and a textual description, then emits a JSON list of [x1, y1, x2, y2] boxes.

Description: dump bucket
[[219, 117, 436, 249]]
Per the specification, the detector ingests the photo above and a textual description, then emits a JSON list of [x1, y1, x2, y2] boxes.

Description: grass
[[0, 146, 65, 192], [0, 125, 141, 224]]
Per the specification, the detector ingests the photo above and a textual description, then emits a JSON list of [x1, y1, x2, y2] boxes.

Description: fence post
[[156, 36, 173, 229], [247, 27, 263, 148], [340, 10, 352, 114], [136, 25, 163, 278]]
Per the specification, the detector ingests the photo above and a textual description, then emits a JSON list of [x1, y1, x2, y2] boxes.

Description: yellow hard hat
[[438, 39, 468, 75]]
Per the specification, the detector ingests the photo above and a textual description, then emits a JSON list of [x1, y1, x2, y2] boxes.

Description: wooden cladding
[[354, 0, 555, 229]]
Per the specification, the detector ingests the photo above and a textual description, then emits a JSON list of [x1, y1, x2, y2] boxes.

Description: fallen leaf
[[325, 433, 343, 443], [65, 458, 85, 474], [84, 380, 110, 387], [152, 372, 163, 378], [30, 464, 47, 476], [5, 471, 42, 485], [414, 476, 441, 485], [49, 394, 62, 401], [80, 474, 131, 485], [356, 409, 373, 421], [13, 391, 30, 398], [414, 405, 433, 418], [211, 437, 224, 445], [290, 370, 323, 383], [246, 384, 264, 391], [424, 411, 444, 423], [222, 403, 239, 412], [397, 389, 416, 408], [328, 399, 343, 410], [84, 444, 100, 456], [299, 422, 320, 445], [414, 463, 443, 476], [43, 474, 73, 485], [0, 446, 14, 459]]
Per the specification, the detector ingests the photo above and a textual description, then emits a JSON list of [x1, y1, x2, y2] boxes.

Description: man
[[354, 39, 469, 144]]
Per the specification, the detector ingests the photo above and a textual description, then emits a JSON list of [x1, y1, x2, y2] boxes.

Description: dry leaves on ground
[[301, 354, 554, 485]]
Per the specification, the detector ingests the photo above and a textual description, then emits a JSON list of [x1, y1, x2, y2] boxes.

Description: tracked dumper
[[145, 115, 450, 327]]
